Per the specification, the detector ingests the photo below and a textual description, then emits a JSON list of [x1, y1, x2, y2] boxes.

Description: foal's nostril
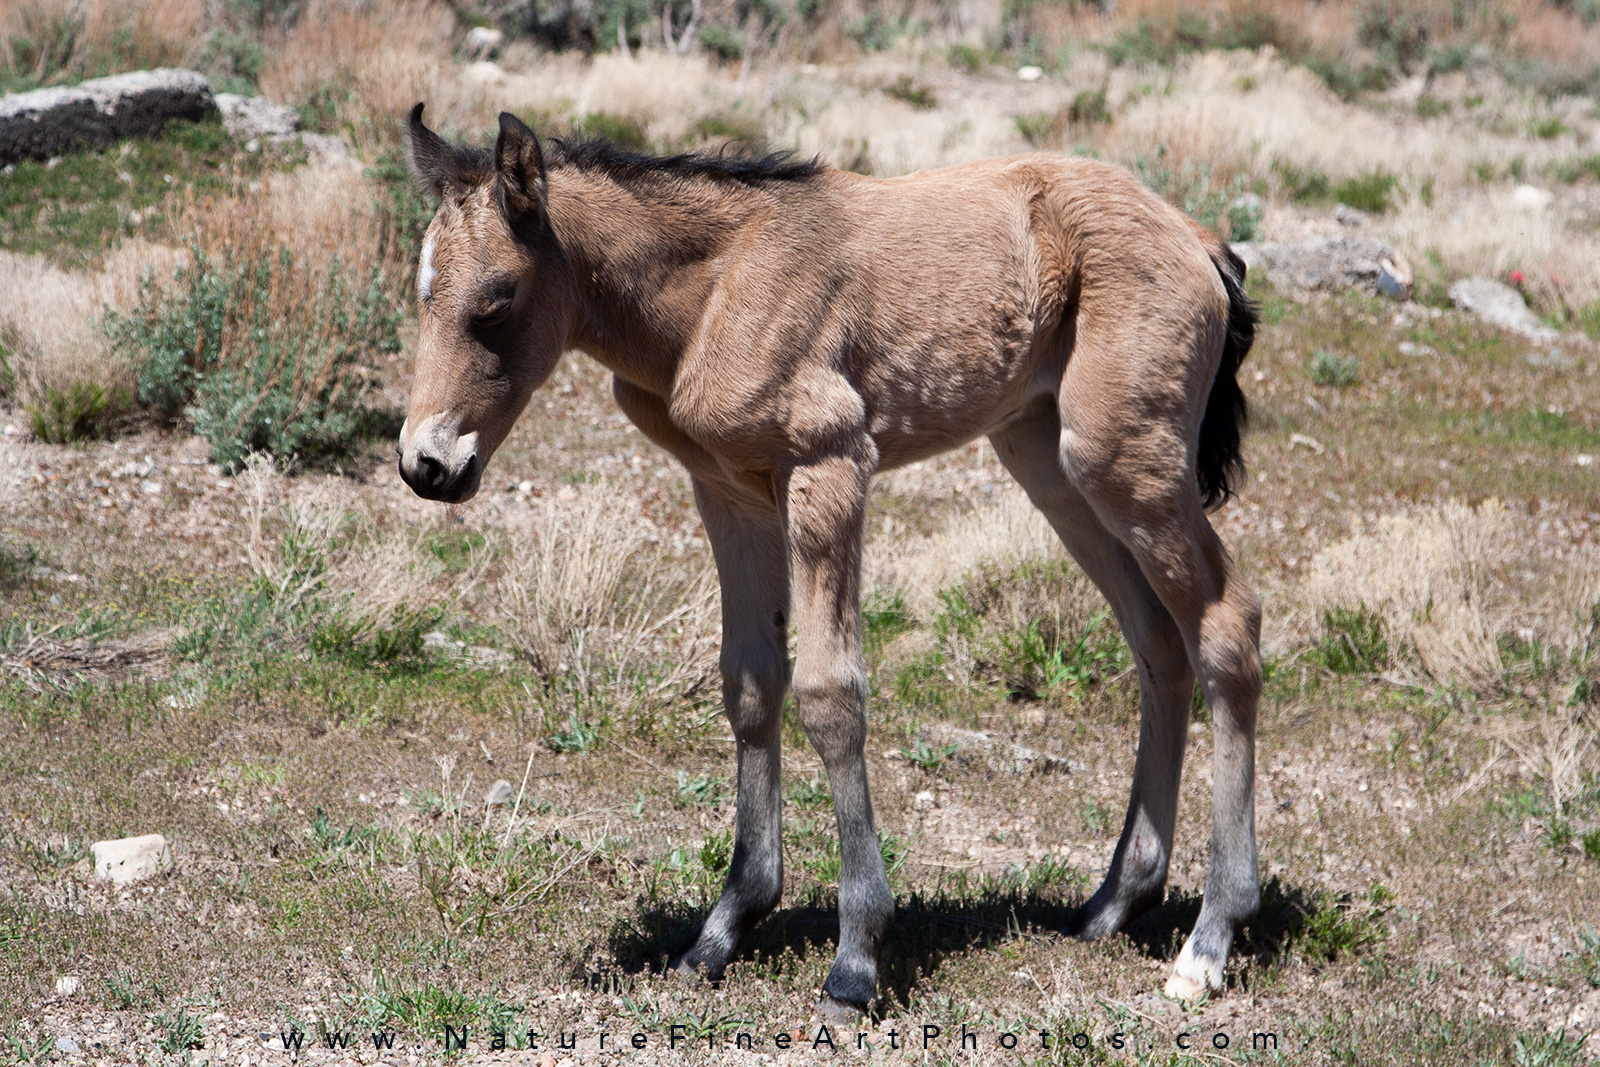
[[415, 453, 449, 492]]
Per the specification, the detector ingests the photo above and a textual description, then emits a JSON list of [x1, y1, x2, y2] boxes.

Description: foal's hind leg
[[1055, 332, 1264, 998], [673, 481, 791, 982], [990, 407, 1196, 936]]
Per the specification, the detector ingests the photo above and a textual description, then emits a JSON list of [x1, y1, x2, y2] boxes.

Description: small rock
[[1448, 277, 1561, 342], [464, 26, 505, 59], [1334, 203, 1368, 227], [1234, 235, 1396, 294], [485, 779, 515, 806], [1396, 341, 1435, 356], [517, 479, 534, 493], [1376, 255, 1413, 300], [214, 93, 298, 141], [1016, 65, 1044, 81], [55, 975, 82, 997], [56, 1037, 80, 1053], [297, 131, 354, 168], [1511, 184, 1552, 211], [913, 790, 936, 811], [91, 834, 173, 885], [1289, 432, 1326, 454]]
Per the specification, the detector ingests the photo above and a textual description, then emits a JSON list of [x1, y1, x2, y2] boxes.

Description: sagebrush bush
[[108, 244, 400, 470]]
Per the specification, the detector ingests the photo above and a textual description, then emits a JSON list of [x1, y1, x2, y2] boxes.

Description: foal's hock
[[397, 105, 1262, 1016]]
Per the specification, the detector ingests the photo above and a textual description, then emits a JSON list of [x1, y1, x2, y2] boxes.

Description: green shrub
[[1528, 115, 1570, 140], [1313, 604, 1388, 672], [1130, 148, 1249, 232], [1333, 169, 1398, 213], [885, 75, 936, 110], [1274, 159, 1331, 203], [108, 246, 400, 471], [1068, 88, 1110, 125], [576, 110, 650, 149], [1310, 348, 1361, 387], [25, 380, 128, 443]]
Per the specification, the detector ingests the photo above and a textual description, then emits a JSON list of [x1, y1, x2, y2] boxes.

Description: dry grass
[[258, 0, 453, 132], [0, 0, 207, 85], [0, 241, 184, 415], [1299, 500, 1599, 689]]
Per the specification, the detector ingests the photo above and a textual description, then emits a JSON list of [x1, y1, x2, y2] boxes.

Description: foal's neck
[[548, 166, 758, 397]]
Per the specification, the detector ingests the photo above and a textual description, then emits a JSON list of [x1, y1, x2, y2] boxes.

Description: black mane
[[549, 136, 824, 185]]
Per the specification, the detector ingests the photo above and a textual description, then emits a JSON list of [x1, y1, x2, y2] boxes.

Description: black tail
[[1196, 244, 1257, 511]]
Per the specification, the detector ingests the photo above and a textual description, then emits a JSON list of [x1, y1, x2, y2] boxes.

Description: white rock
[[913, 790, 936, 811], [1448, 277, 1561, 342], [213, 93, 298, 140], [56, 1037, 80, 1053], [1016, 65, 1044, 82], [91, 833, 173, 885], [485, 779, 515, 806], [1511, 184, 1552, 211], [464, 26, 505, 59], [55, 975, 82, 997], [1376, 255, 1413, 300]]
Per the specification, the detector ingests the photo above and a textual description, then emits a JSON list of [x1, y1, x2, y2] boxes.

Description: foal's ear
[[406, 102, 456, 200], [494, 111, 548, 223]]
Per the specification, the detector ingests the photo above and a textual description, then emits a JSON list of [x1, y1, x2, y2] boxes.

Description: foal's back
[[684, 153, 1231, 472]]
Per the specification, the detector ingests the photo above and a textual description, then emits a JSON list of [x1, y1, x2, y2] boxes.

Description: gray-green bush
[[108, 246, 400, 470]]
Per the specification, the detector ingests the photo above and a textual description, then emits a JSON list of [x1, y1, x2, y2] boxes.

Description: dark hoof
[[818, 993, 866, 1027], [669, 952, 723, 986]]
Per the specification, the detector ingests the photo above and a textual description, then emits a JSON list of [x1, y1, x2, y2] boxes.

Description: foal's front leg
[[674, 481, 791, 981], [780, 451, 893, 1019]]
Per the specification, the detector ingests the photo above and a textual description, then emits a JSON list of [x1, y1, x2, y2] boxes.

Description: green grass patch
[[1333, 169, 1398, 214], [1309, 348, 1361, 387], [0, 117, 275, 267]]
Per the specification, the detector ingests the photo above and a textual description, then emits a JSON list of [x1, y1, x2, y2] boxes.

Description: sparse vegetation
[[4, 1, 1600, 1060]]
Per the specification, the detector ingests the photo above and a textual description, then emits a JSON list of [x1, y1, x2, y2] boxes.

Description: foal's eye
[[472, 298, 514, 329]]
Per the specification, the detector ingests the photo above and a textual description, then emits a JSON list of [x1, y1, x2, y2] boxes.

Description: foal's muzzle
[[399, 450, 482, 503]]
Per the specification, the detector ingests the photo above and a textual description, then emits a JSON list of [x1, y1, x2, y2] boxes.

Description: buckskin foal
[[396, 105, 1262, 1017]]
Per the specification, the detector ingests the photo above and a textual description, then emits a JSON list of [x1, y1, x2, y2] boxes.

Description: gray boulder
[[0, 68, 213, 164], [214, 92, 298, 140], [1448, 277, 1560, 342], [1235, 235, 1398, 294]]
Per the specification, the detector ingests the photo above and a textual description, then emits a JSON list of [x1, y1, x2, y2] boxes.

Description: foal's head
[[397, 105, 574, 503]]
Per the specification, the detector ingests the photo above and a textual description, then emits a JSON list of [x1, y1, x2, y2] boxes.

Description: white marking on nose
[[418, 234, 436, 303]]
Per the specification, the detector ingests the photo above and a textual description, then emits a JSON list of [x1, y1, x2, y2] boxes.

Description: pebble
[[1016, 65, 1043, 81], [54, 975, 81, 996], [485, 779, 515, 806], [56, 1038, 80, 1053]]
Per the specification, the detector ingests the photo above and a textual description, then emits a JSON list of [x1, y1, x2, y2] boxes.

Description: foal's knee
[[793, 667, 868, 756], [721, 641, 789, 740]]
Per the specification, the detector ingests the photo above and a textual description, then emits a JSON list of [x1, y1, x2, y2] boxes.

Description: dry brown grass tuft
[[867, 484, 1067, 619], [1300, 500, 1600, 691], [0, 241, 185, 418], [258, 0, 453, 132], [0, 0, 208, 85], [495, 484, 652, 683]]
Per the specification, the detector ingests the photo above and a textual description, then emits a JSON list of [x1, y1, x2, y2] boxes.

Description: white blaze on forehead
[[418, 234, 436, 303]]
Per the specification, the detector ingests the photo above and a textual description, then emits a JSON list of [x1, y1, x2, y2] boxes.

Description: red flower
[[1509, 270, 1526, 285]]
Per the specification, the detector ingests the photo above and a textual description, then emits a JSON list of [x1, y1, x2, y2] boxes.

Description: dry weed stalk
[[1500, 710, 1596, 820], [496, 485, 650, 684], [868, 485, 1065, 619]]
